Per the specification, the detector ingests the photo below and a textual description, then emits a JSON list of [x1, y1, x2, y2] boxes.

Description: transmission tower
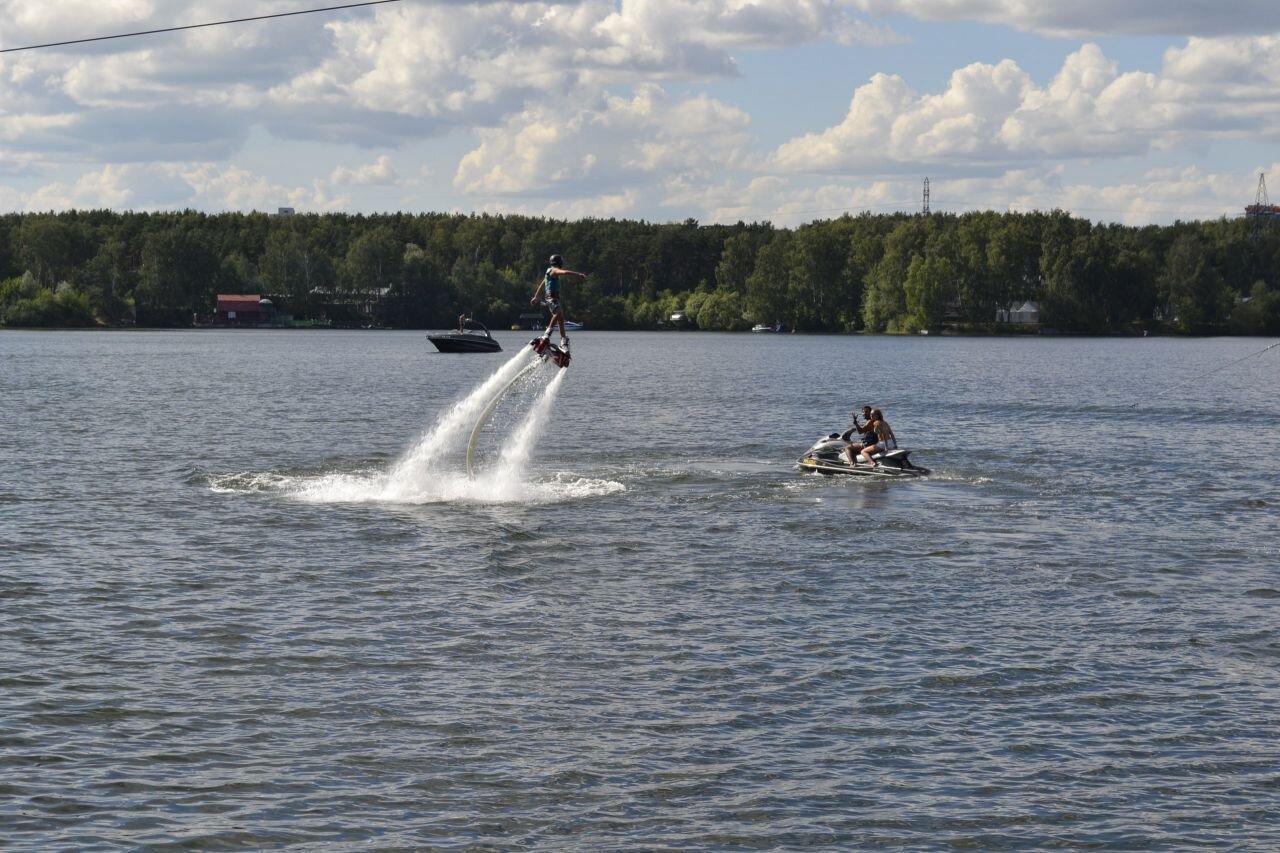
[[1246, 172, 1280, 240], [922, 177, 931, 215]]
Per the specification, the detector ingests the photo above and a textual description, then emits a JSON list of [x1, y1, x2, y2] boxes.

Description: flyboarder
[[528, 254, 585, 368], [530, 254, 586, 350]]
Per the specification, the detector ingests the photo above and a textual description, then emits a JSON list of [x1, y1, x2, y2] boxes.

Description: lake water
[[2, 329, 1278, 850]]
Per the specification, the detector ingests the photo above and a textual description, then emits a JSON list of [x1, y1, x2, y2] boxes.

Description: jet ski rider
[[530, 254, 587, 347], [842, 406, 878, 465]]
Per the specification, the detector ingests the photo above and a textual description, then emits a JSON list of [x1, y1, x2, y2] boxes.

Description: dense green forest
[[2, 208, 1278, 334]]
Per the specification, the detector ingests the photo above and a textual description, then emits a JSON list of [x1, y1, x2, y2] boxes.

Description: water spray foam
[[239, 347, 602, 505]]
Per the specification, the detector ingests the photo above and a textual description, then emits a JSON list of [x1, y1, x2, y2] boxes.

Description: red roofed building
[[215, 294, 275, 326]]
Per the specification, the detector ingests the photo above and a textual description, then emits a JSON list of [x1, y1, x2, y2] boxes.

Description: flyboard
[[529, 335, 571, 369], [465, 336, 570, 479]]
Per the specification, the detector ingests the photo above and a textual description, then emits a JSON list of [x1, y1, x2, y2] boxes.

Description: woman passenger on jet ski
[[858, 408, 898, 468]]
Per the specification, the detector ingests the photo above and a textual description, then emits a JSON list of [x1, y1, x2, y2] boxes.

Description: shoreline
[[3, 325, 1269, 339]]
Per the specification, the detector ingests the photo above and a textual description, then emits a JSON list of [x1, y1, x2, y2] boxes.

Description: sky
[[2, 0, 1279, 226]]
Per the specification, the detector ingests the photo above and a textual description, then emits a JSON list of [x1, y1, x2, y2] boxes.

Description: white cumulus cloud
[[773, 40, 1280, 176], [330, 154, 398, 186], [455, 85, 753, 201], [1, 1, 1278, 223], [849, 0, 1280, 37]]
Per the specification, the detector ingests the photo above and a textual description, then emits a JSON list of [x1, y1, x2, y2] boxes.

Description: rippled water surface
[[2, 329, 1278, 850]]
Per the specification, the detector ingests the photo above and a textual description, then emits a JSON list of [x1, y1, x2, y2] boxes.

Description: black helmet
[[549, 254, 563, 266]]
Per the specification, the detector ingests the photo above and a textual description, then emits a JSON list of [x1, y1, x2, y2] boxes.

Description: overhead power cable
[[1146, 340, 1280, 401], [0, 0, 405, 54]]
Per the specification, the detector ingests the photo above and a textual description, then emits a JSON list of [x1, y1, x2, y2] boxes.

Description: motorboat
[[797, 433, 930, 478], [427, 319, 502, 353], [564, 320, 583, 331]]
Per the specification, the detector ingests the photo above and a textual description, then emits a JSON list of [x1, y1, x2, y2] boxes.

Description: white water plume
[[384, 348, 537, 493], [467, 370, 566, 501], [209, 348, 623, 505]]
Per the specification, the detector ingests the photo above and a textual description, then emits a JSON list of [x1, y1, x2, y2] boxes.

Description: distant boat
[[519, 315, 582, 331], [427, 319, 501, 353], [751, 324, 773, 333], [668, 311, 694, 330]]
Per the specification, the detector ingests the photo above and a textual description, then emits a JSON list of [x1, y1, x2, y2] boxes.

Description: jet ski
[[529, 335, 571, 368], [797, 433, 930, 478]]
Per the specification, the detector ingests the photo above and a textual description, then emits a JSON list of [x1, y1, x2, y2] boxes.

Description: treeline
[[1, 208, 1278, 334]]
